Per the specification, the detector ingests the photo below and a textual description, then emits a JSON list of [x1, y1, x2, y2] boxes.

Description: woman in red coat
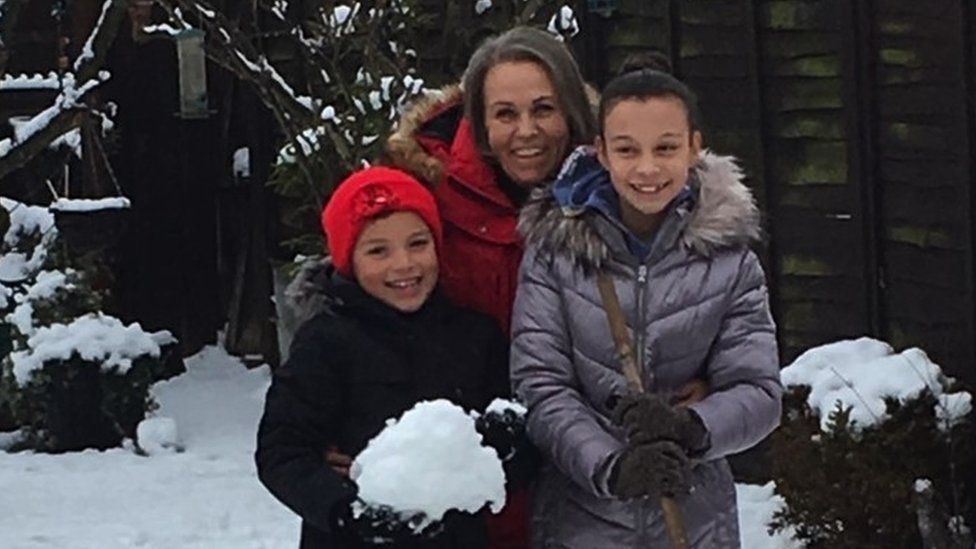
[[386, 27, 597, 336]]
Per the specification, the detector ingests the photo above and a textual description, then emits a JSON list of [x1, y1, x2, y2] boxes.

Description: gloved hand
[[608, 440, 692, 499], [475, 406, 526, 462], [611, 392, 709, 455], [333, 497, 440, 543]]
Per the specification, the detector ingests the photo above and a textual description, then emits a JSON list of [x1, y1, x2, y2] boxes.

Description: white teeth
[[632, 181, 668, 194], [388, 278, 419, 289], [513, 148, 542, 158]]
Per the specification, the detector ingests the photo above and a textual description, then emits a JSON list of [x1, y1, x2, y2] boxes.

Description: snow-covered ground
[[0, 345, 797, 548]]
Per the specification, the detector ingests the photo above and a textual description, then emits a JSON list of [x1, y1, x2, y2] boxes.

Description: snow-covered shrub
[[0, 199, 178, 452], [770, 338, 975, 548]]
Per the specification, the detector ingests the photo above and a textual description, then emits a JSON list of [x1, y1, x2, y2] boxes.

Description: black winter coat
[[256, 272, 509, 549]]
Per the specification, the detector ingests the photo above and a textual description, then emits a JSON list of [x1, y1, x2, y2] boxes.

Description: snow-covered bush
[[0, 199, 178, 452], [770, 338, 975, 548]]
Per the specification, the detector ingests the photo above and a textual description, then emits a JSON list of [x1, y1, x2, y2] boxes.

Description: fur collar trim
[[518, 151, 762, 271], [385, 84, 464, 185]]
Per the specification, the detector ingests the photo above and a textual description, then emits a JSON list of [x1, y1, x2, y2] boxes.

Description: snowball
[[137, 417, 181, 455], [475, 0, 492, 15], [914, 478, 933, 493], [351, 399, 506, 531]]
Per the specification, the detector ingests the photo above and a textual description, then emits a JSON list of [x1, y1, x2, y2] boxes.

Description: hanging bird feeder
[[174, 28, 210, 119]]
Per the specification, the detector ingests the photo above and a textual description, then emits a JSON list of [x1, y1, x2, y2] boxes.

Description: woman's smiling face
[[483, 61, 571, 187]]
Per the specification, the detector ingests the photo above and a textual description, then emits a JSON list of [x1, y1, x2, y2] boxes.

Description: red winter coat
[[386, 86, 528, 549], [387, 86, 523, 336]]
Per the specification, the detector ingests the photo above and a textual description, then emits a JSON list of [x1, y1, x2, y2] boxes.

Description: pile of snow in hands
[[351, 399, 512, 531]]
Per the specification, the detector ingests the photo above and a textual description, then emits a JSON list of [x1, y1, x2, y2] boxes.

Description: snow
[[0, 72, 64, 90], [74, 0, 112, 70], [736, 483, 800, 548], [0, 345, 299, 548], [50, 197, 130, 212], [233, 147, 251, 178], [0, 199, 57, 282], [781, 337, 972, 431], [475, 0, 492, 15], [2, 198, 56, 245], [485, 398, 527, 416], [10, 313, 176, 385], [547, 5, 580, 40], [6, 269, 75, 334], [0, 343, 795, 547], [136, 417, 181, 455], [351, 399, 506, 531], [141, 23, 183, 36]]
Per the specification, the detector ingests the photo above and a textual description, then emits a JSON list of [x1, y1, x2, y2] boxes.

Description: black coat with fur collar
[[256, 270, 509, 549]]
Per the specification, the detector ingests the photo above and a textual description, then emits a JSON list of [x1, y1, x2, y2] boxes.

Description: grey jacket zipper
[[634, 262, 649, 547]]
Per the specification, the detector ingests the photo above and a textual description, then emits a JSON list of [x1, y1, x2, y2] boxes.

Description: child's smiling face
[[352, 212, 439, 313], [597, 96, 701, 234]]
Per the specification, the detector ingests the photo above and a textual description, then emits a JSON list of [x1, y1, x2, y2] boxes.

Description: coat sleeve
[[687, 249, 783, 460], [255, 317, 357, 533], [510, 248, 624, 497]]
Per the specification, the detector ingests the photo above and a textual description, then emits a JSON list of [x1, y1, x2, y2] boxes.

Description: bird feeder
[[175, 28, 209, 119]]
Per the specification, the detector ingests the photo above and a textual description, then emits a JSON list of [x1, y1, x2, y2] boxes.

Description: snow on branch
[[0, 0, 130, 182]]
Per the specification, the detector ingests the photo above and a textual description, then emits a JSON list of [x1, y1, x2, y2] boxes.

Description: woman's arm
[[686, 250, 783, 460], [510, 248, 624, 497]]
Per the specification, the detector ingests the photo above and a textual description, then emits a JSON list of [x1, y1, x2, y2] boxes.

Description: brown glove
[[612, 393, 709, 455], [608, 440, 692, 499]]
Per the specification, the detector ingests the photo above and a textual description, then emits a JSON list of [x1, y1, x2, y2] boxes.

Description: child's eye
[[657, 143, 679, 154], [365, 246, 387, 256], [613, 146, 636, 156], [408, 238, 431, 250]]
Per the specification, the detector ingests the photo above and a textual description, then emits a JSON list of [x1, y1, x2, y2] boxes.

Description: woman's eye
[[366, 246, 387, 256], [533, 104, 555, 117], [658, 144, 679, 154], [409, 238, 431, 249], [494, 109, 516, 122], [613, 147, 636, 156]]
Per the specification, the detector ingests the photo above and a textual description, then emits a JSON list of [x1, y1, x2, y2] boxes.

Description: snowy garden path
[[0, 345, 797, 548]]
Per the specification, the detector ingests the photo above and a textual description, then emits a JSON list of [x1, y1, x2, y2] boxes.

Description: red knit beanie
[[322, 166, 442, 277]]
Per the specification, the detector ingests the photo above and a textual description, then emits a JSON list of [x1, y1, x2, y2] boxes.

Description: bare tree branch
[[0, 0, 131, 183]]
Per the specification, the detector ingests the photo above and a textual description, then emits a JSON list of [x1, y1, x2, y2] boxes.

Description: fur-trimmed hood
[[518, 147, 762, 271], [385, 84, 464, 185]]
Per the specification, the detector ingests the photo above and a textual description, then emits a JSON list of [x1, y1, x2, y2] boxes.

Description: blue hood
[[550, 146, 695, 260]]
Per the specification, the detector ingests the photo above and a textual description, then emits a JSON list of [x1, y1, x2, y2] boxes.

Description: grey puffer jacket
[[510, 148, 783, 548]]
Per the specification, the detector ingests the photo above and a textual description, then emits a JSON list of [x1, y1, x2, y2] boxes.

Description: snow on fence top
[[781, 337, 973, 432], [50, 197, 131, 212], [10, 313, 176, 386], [351, 399, 506, 531], [0, 73, 64, 91]]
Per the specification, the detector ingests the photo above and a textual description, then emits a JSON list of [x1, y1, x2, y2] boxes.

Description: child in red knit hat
[[256, 166, 519, 549]]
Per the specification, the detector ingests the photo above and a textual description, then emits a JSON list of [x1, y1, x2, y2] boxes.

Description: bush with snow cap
[[0, 199, 180, 452], [770, 337, 975, 547], [350, 399, 507, 533]]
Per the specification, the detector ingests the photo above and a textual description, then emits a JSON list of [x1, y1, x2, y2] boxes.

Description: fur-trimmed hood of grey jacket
[[509, 148, 783, 548]]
